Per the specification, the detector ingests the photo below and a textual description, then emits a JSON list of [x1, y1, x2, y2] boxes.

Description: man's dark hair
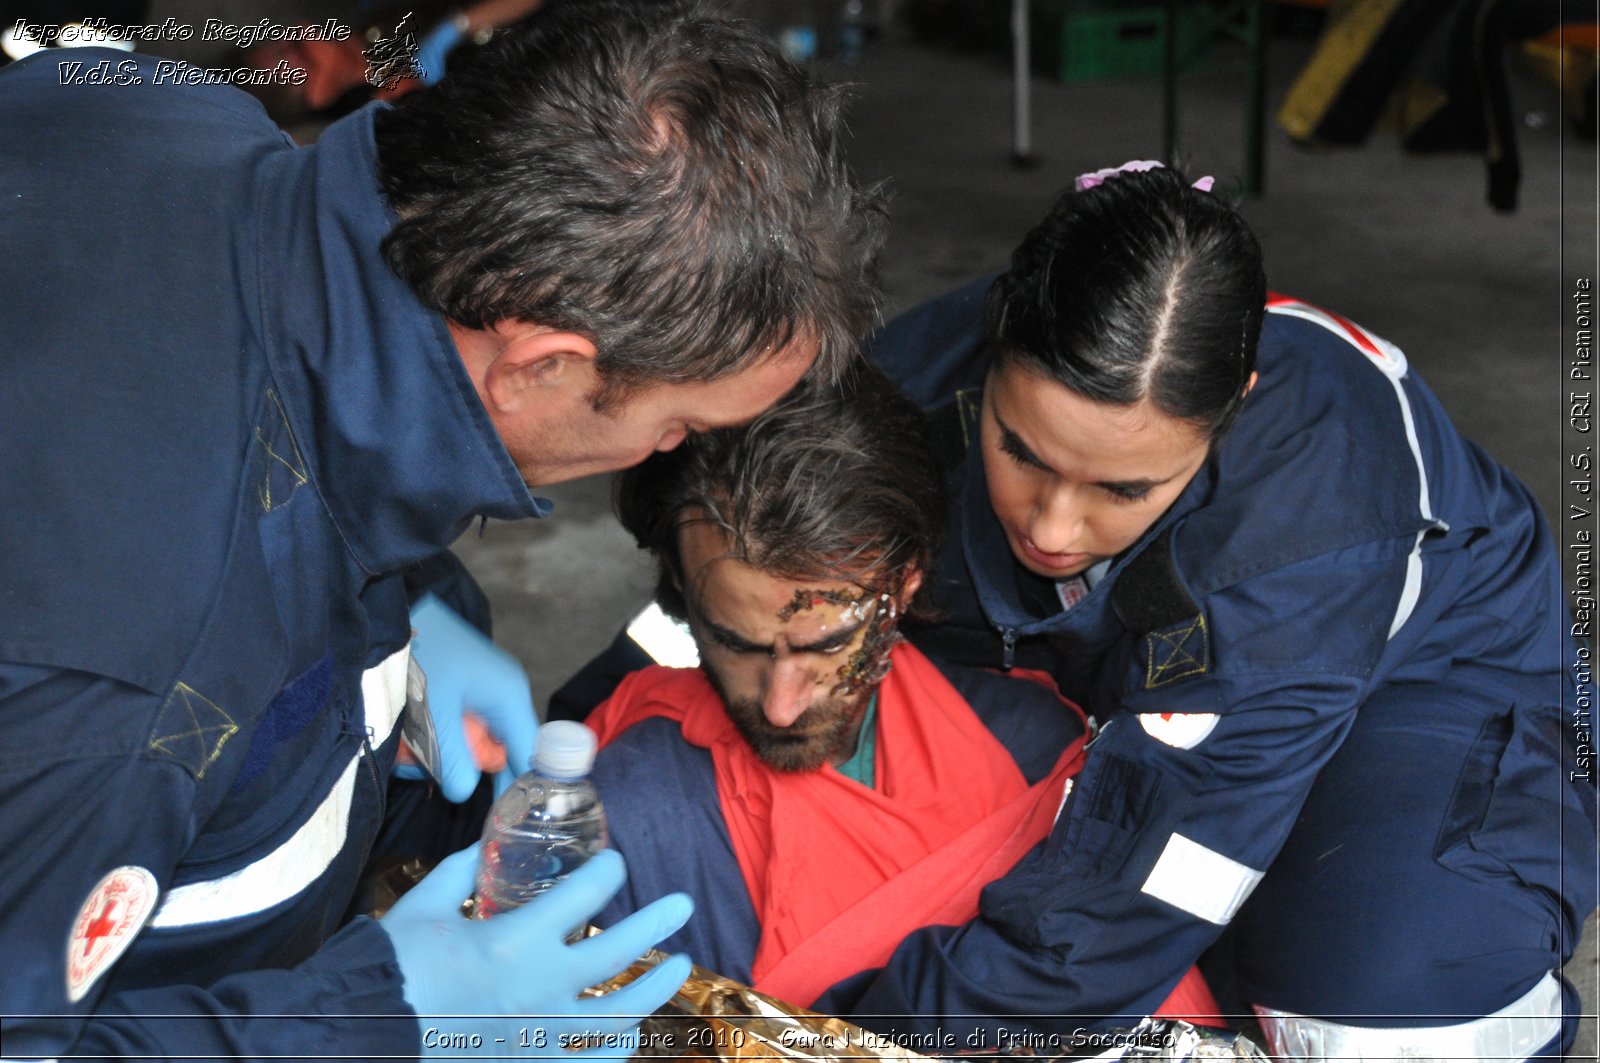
[[988, 166, 1266, 439], [374, 0, 886, 400], [617, 363, 944, 620]]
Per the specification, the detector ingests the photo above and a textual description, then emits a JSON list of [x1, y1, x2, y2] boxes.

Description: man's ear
[[896, 566, 925, 609], [482, 324, 598, 413]]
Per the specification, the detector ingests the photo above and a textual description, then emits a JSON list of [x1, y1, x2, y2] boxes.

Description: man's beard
[[719, 689, 872, 773]]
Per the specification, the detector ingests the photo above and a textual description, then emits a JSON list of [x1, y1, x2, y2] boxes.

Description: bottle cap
[[532, 720, 598, 779]]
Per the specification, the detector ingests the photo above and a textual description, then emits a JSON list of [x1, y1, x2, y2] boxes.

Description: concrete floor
[[438, 18, 1599, 1057]]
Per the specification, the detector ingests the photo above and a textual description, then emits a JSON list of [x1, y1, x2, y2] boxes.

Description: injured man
[[586, 366, 1215, 1020]]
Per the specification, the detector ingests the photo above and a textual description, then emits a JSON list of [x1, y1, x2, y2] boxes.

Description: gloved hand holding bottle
[[404, 593, 538, 802], [381, 845, 694, 1056]]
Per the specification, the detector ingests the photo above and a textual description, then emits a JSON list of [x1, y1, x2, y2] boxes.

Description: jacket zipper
[[357, 724, 386, 826]]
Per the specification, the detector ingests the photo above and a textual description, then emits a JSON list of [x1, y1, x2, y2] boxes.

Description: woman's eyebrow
[[996, 418, 1051, 470]]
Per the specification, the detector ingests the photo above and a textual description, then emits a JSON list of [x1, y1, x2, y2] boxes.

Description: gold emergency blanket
[[578, 943, 1270, 1062], [578, 947, 932, 1061]]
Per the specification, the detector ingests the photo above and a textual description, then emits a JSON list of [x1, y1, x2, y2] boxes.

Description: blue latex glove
[[405, 593, 537, 802], [415, 18, 464, 86], [381, 846, 694, 1057]]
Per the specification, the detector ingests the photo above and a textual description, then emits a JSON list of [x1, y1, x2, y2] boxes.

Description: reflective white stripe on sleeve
[[1376, 364, 1444, 642], [1140, 833, 1264, 925], [149, 645, 410, 929], [1255, 970, 1563, 1062], [626, 601, 701, 668], [1388, 529, 1427, 638], [1269, 304, 1447, 638], [359, 643, 411, 744]]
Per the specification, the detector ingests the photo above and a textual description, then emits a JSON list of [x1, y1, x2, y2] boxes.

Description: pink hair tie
[[1074, 159, 1215, 193]]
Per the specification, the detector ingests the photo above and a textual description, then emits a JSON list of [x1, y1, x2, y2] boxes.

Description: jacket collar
[[251, 105, 547, 576]]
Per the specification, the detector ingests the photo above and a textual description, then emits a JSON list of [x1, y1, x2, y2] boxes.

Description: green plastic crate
[[1031, 1, 1210, 82]]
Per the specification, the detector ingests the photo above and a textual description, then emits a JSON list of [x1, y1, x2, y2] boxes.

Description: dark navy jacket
[[0, 51, 541, 1058], [589, 656, 1081, 984], [823, 279, 1596, 1032]]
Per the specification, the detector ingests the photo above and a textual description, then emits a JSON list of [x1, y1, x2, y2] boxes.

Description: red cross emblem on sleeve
[[1138, 710, 1220, 750], [66, 866, 159, 1003]]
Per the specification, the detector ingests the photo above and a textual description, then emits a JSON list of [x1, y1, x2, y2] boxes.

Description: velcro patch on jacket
[[66, 866, 159, 1003], [1112, 526, 1210, 690], [1145, 614, 1209, 689], [233, 651, 334, 791]]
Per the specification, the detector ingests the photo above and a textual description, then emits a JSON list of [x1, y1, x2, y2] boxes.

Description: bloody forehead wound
[[773, 587, 902, 698], [775, 587, 869, 621]]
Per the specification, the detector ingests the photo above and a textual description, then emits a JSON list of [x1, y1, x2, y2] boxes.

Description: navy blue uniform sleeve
[[825, 540, 1411, 1037], [934, 658, 1084, 785], [591, 718, 761, 982], [404, 549, 494, 635], [0, 664, 417, 1059]]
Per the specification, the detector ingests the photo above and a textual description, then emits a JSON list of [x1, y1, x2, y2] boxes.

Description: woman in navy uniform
[[830, 163, 1597, 1059]]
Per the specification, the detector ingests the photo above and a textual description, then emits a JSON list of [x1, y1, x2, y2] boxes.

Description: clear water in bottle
[[470, 720, 608, 919]]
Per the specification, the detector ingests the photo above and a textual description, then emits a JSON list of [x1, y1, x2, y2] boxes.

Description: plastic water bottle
[[470, 720, 608, 919]]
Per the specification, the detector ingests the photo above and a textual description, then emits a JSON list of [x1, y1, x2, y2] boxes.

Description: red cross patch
[[66, 866, 158, 1003], [1055, 576, 1089, 611], [1138, 710, 1220, 750]]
